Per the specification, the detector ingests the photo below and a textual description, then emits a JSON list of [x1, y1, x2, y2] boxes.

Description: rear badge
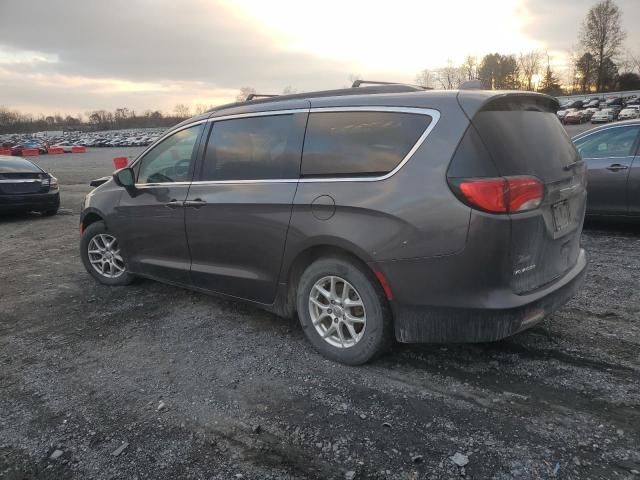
[[514, 264, 536, 275]]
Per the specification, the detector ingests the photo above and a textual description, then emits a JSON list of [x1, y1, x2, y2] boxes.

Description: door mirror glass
[[113, 167, 135, 188]]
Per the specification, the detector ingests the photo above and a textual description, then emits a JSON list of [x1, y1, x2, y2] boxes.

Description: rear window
[[201, 113, 306, 181], [472, 110, 578, 179], [301, 111, 431, 177], [0, 158, 41, 174]]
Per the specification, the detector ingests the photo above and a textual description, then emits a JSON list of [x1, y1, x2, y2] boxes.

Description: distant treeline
[[0, 106, 194, 135]]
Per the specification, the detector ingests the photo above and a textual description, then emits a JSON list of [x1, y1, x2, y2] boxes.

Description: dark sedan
[[0, 155, 60, 215], [573, 120, 640, 218]]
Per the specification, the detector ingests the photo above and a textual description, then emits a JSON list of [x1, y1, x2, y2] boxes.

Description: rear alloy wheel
[[309, 276, 367, 349], [80, 221, 134, 286], [297, 257, 392, 365]]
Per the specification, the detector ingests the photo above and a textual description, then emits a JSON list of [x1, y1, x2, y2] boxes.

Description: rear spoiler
[[457, 91, 560, 119]]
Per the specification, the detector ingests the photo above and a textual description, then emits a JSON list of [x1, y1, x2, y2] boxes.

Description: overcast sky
[[1, 0, 638, 116]]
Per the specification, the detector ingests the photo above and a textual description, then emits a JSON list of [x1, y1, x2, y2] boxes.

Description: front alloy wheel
[[80, 220, 134, 286], [87, 233, 125, 279]]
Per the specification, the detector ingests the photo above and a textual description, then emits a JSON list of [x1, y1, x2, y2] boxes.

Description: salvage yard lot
[[1, 147, 639, 479]]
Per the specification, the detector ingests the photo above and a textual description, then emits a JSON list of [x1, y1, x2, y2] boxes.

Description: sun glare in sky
[[230, 0, 541, 73], [2, 0, 638, 115]]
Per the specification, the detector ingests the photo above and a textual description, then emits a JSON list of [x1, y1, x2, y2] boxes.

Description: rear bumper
[[388, 249, 587, 343], [0, 192, 59, 212]]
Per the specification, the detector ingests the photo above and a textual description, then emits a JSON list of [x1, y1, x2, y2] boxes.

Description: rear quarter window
[[301, 111, 431, 177]]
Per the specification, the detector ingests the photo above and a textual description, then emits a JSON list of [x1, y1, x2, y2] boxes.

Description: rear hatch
[[450, 93, 587, 294]]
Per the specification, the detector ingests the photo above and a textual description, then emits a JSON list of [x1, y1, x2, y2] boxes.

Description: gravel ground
[[1, 146, 639, 480]]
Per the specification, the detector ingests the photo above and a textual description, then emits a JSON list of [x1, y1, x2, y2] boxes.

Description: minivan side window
[[137, 124, 203, 184], [201, 113, 306, 181], [301, 111, 431, 177], [575, 125, 640, 159]]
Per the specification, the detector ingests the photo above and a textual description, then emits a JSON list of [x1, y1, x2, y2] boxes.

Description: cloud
[[1, 0, 638, 115], [0, 0, 352, 113]]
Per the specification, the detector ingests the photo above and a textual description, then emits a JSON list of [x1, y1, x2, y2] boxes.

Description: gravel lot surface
[[1, 145, 639, 480]]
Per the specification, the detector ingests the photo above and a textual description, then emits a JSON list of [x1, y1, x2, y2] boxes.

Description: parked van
[[80, 84, 587, 364]]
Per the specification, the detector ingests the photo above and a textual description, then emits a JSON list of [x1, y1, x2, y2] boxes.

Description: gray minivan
[[80, 84, 587, 364]]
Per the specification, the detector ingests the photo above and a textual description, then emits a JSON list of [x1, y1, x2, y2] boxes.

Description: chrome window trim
[[573, 123, 640, 141], [208, 108, 307, 123], [135, 181, 192, 188], [131, 106, 440, 187], [129, 119, 208, 174], [301, 106, 439, 183]]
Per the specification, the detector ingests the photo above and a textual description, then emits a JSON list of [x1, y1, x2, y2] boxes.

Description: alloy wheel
[[87, 233, 126, 279], [308, 275, 366, 348]]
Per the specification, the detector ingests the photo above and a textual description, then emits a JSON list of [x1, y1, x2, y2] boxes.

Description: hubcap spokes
[[88, 234, 125, 279], [309, 276, 366, 349]]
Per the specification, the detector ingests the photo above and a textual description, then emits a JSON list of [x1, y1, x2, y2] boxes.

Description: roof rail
[[351, 79, 431, 90], [352, 80, 403, 88], [245, 93, 279, 101], [206, 84, 430, 114]]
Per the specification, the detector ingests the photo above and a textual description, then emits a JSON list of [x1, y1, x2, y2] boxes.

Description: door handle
[[165, 199, 183, 209], [606, 164, 629, 172], [184, 199, 207, 209]]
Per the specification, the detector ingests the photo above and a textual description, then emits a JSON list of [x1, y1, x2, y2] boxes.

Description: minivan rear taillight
[[453, 176, 544, 214]]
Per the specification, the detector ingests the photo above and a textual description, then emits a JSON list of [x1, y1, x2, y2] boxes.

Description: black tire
[[80, 221, 135, 286], [296, 256, 392, 365], [41, 207, 58, 216]]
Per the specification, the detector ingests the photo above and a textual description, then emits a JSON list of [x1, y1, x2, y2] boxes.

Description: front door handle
[[184, 199, 207, 209], [166, 199, 182, 209], [606, 164, 629, 172]]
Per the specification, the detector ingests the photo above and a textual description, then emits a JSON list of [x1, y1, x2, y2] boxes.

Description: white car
[[618, 106, 640, 120], [591, 109, 614, 123]]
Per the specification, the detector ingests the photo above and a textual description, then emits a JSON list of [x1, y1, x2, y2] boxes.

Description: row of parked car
[[0, 128, 165, 156], [558, 94, 640, 124]]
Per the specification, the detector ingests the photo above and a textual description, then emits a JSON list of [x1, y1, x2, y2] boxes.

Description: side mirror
[[89, 176, 110, 187], [113, 167, 136, 190]]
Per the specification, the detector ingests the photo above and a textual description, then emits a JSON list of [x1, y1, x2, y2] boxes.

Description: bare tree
[[282, 86, 298, 95], [461, 56, 479, 81], [578, 0, 626, 92], [415, 69, 436, 89], [518, 51, 542, 91], [173, 104, 190, 118], [235, 86, 256, 102], [627, 50, 640, 74], [435, 60, 465, 90], [193, 104, 207, 115]]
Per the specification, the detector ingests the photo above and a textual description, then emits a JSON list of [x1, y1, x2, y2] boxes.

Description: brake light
[[456, 176, 544, 214]]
